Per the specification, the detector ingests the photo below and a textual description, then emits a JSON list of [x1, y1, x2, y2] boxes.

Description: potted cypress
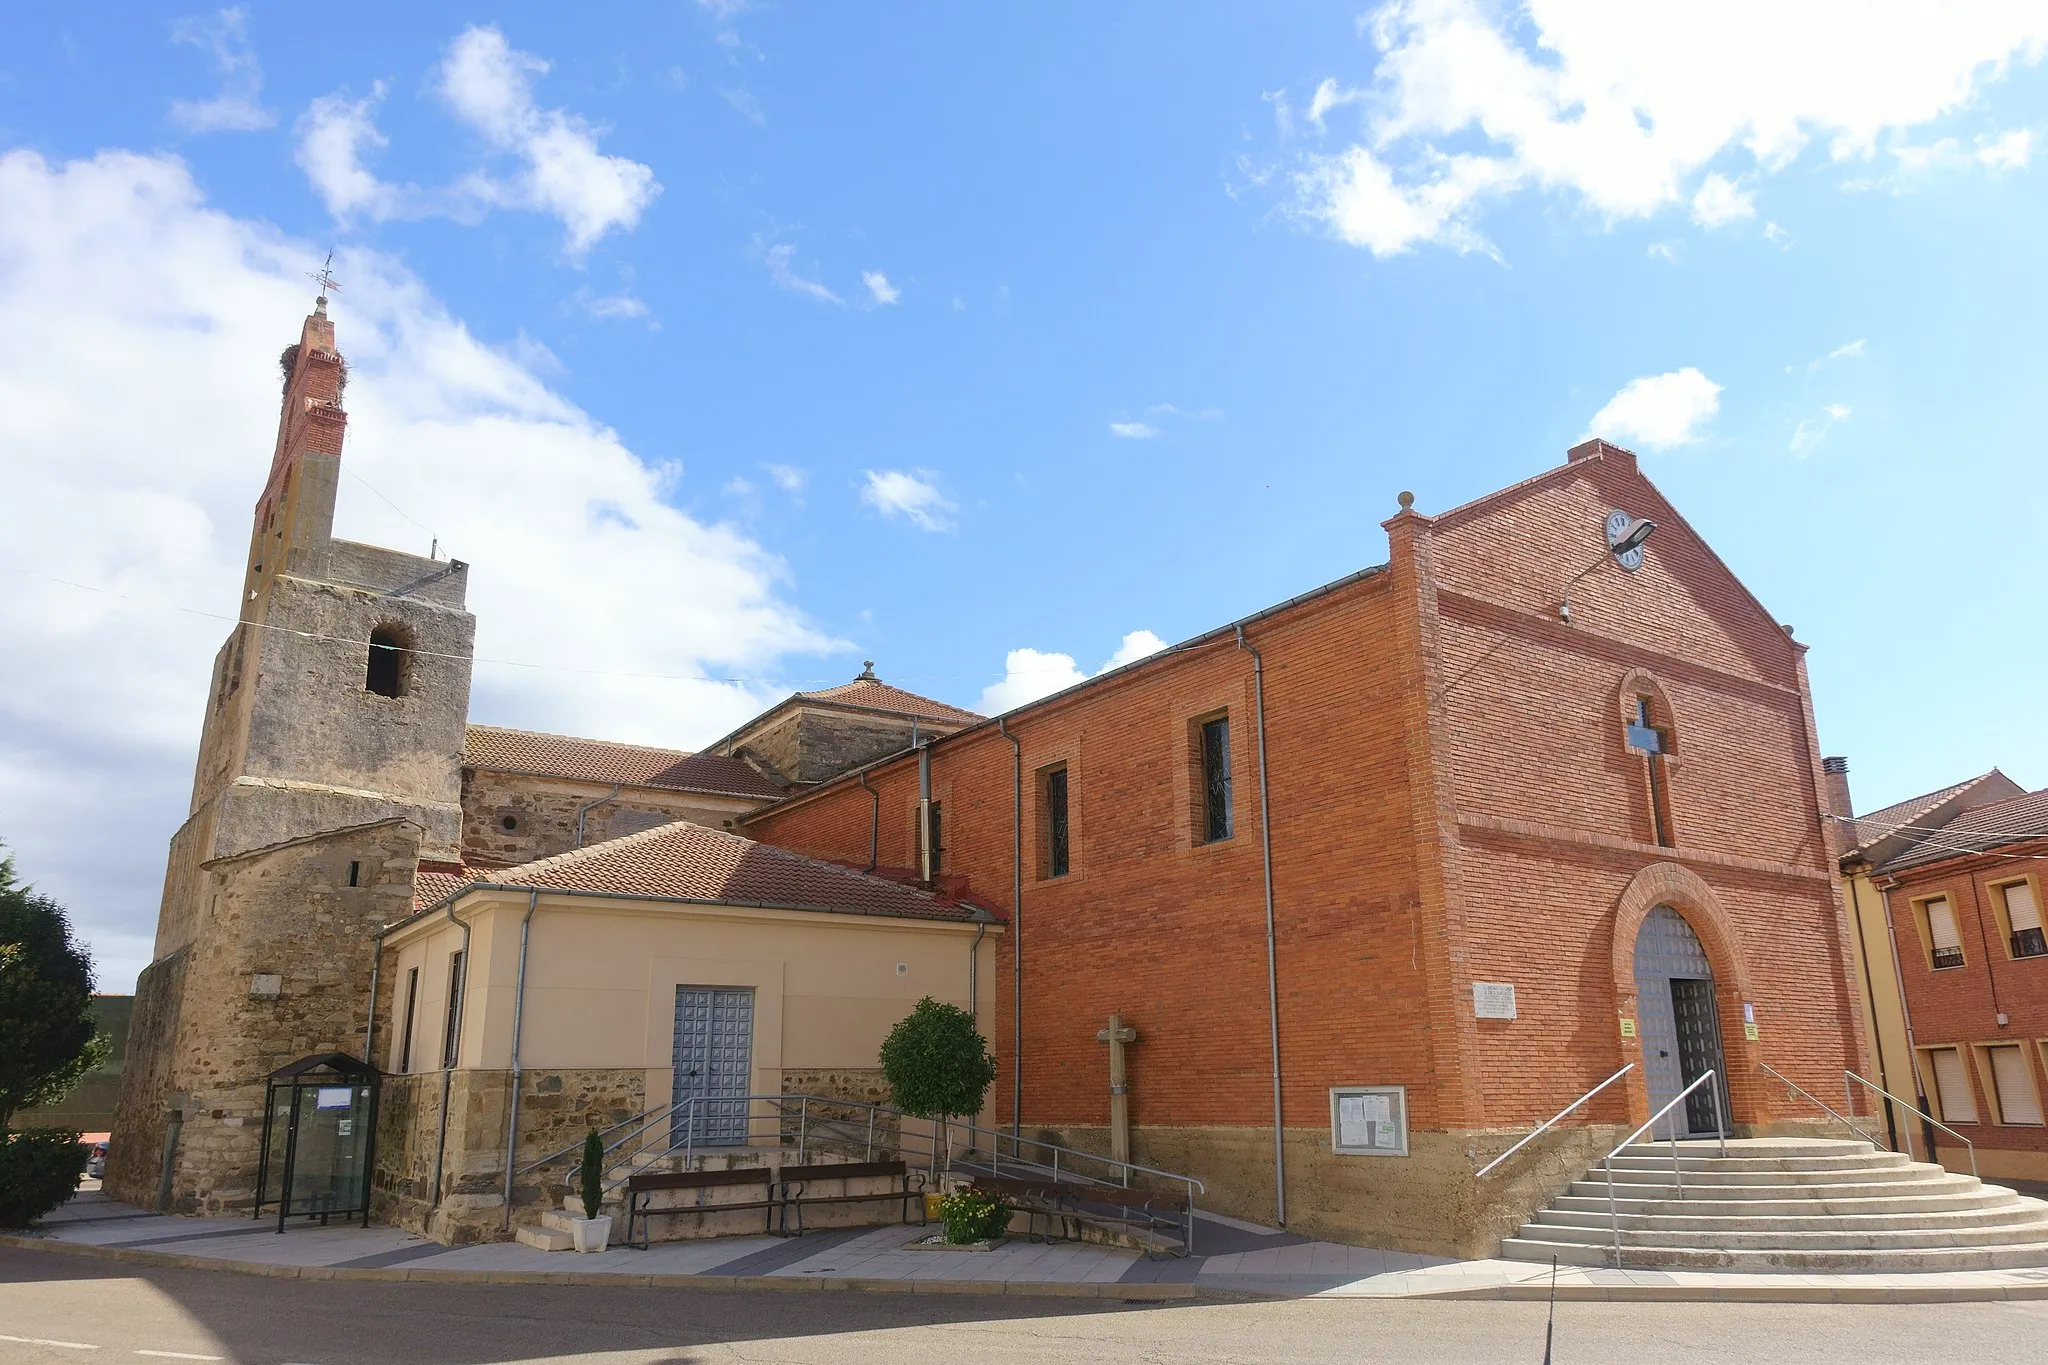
[[566, 1129, 612, 1252]]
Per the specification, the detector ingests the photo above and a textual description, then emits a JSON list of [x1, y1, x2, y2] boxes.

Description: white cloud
[[765, 463, 806, 494], [578, 290, 652, 321], [860, 469, 954, 532], [719, 88, 767, 126], [1587, 367, 1723, 450], [296, 86, 412, 220], [1790, 403, 1852, 456], [438, 26, 661, 254], [1801, 337, 1866, 371], [978, 630, 1170, 714], [764, 242, 842, 304], [1646, 241, 1679, 262], [0, 149, 835, 990], [1285, 0, 2048, 256], [1690, 172, 1755, 227], [862, 271, 901, 305], [1109, 421, 1158, 440], [1978, 128, 2033, 169], [170, 7, 275, 133]]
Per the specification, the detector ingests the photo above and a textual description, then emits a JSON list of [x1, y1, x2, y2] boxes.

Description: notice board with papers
[[1329, 1084, 1408, 1157]]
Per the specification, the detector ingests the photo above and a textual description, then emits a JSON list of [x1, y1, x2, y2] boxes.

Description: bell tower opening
[[366, 625, 410, 698]]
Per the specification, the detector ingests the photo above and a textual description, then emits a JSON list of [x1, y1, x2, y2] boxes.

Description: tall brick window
[[927, 801, 944, 877], [366, 623, 411, 698], [1040, 765, 1070, 878], [1199, 715, 1233, 843], [1626, 695, 1676, 847]]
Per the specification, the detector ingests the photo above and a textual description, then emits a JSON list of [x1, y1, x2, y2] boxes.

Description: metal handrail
[[1758, 1062, 1884, 1152], [1600, 1069, 1724, 1268], [1844, 1069, 1977, 1178], [509, 1090, 1208, 1254], [1476, 1064, 1635, 1179]]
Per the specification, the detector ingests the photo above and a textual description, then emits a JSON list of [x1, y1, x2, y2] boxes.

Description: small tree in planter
[[881, 998, 1001, 1233], [567, 1129, 610, 1253], [880, 998, 998, 1142]]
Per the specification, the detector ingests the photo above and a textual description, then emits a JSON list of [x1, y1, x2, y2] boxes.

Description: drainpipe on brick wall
[[1235, 624, 1286, 1228], [575, 783, 623, 848], [501, 889, 542, 1230], [431, 901, 474, 1212], [858, 771, 880, 871], [918, 743, 934, 885], [998, 716, 1023, 1144], [968, 913, 989, 1016]]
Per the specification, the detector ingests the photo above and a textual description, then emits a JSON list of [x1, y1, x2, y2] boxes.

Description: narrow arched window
[[366, 625, 408, 698]]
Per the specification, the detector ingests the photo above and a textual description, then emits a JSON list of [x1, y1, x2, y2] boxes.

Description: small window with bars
[[1040, 765, 1070, 879], [1923, 897, 1966, 970], [1999, 880, 2045, 959]]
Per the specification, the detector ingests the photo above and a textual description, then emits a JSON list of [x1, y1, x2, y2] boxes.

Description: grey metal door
[[672, 987, 754, 1146], [1633, 907, 1729, 1139]]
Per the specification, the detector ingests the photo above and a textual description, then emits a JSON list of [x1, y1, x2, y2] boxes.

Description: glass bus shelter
[[253, 1053, 380, 1232]]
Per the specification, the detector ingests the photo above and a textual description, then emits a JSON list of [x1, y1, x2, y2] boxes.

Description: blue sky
[[3, 2, 2046, 988]]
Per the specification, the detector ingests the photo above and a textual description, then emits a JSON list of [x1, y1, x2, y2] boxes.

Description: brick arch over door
[[1610, 861, 1766, 1129]]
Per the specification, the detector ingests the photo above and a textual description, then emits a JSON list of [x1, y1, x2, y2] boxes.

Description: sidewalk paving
[[13, 1191, 2048, 1303]]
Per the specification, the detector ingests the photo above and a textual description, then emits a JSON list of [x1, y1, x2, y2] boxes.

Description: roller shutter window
[[1925, 898, 1966, 970], [1927, 1047, 1978, 1124], [2004, 882, 2046, 959], [1988, 1045, 2044, 1126]]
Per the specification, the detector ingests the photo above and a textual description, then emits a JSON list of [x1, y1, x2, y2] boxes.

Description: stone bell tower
[[108, 294, 477, 1214]]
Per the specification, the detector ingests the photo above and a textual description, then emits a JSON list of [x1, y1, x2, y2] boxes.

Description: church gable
[[1428, 442, 1800, 689]]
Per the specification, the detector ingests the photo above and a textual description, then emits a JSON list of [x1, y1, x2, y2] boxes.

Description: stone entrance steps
[[1502, 1138, 2048, 1271]]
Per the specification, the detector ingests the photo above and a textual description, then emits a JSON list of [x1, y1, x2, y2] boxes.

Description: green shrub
[[879, 998, 997, 1126], [578, 1130, 604, 1220], [0, 1128, 87, 1228], [935, 1187, 1009, 1244]]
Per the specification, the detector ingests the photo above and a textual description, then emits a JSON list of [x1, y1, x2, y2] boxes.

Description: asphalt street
[[3, 1247, 2046, 1364]]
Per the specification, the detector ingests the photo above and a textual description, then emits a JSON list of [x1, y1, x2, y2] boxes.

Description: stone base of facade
[[1028, 1122, 1638, 1260]]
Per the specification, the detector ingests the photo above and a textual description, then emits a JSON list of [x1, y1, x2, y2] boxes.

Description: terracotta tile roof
[[1845, 770, 2023, 855], [1879, 788, 2048, 872], [795, 677, 982, 726], [412, 863, 483, 911], [465, 725, 781, 800], [471, 820, 991, 923]]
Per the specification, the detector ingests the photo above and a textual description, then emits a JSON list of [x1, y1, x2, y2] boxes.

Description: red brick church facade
[[745, 440, 1865, 1256]]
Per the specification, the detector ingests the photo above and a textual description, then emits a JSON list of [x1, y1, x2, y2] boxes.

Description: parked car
[[84, 1140, 108, 1179]]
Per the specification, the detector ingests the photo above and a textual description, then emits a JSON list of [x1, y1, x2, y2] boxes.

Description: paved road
[[3, 1247, 2045, 1363]]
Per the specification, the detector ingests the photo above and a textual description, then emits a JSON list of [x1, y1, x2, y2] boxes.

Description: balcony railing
[[1932, 945, 1966, 970], [2011, 928, 2047, 959]]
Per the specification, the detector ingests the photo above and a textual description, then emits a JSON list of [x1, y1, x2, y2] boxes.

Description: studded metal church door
[[1633, 907, 1730, 1140], [671, 987, 754, 1146]]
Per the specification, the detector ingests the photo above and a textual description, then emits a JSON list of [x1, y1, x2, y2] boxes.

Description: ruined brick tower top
[[181, 299, 478, 873]]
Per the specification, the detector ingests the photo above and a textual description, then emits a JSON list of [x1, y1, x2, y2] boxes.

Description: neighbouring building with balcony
[[1835, 765, 2048, 1184]]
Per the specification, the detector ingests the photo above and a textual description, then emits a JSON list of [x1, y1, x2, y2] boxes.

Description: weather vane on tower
[[307, 252, 342, 310]]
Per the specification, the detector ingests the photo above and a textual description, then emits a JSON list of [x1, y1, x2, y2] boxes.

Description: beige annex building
[[378, 821, 998, 1242]]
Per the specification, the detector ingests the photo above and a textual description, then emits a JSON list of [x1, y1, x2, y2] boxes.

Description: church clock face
[[1606, 509, 1647, 571]]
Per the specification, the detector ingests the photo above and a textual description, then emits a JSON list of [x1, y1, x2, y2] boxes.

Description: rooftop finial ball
[[1397, 491, 1415, 510]]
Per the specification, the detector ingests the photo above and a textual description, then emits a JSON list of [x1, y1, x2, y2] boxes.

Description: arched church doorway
[[1633, 906, 1732, 1138]]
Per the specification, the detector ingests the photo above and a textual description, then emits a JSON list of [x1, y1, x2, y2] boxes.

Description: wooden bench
[[777, 1160, 925, 1236], [624, 1167, 777, 1249]]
